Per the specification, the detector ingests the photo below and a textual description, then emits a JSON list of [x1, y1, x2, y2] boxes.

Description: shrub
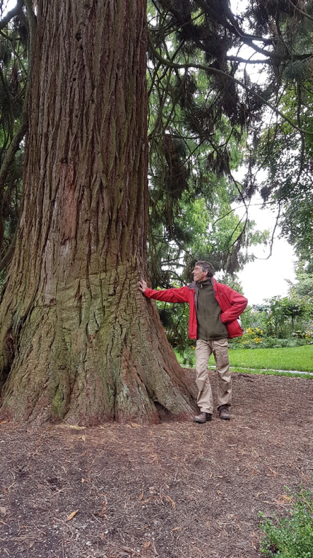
[[175, 346, 195, 367], [259, 487, 313, 557], [230, 336, 309, 350], [229, 326, 313, 350]]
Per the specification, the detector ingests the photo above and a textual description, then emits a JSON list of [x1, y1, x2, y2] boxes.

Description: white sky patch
[[237, 197, 297, 306], [240, 238, 296, 306], [2, 0, 16, 12]]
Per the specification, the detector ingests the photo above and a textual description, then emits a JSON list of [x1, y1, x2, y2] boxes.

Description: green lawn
[[229, 344, 313, 373], [176, 344, 313, 378]]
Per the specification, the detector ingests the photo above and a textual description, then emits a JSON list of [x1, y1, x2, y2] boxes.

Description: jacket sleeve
[[143, 286, 190, 303], [219, 285, 248, 324]]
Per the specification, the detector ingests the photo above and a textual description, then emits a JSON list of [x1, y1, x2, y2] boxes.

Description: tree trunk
[[0, 0, 196, 424]]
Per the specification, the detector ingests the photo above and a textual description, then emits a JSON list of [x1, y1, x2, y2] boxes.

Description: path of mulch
[[0, 372, 312, 558]]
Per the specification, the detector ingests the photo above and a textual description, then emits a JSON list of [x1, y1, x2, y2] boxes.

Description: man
[[139, 261, 247, 423]]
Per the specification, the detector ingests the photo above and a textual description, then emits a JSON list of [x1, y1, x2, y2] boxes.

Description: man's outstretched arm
[[138, 279, 190, 303]]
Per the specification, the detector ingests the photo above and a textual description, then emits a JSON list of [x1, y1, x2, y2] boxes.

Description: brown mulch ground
[[0, 371, 312, 558]]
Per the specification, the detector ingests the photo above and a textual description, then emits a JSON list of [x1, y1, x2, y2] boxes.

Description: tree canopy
[[147, 0, 313, 277]]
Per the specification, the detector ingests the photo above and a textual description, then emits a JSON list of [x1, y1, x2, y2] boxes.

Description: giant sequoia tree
[[0, 0, 196, 423]]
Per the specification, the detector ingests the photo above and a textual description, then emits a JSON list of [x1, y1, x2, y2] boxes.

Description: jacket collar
[[188, 277, 214, 290]]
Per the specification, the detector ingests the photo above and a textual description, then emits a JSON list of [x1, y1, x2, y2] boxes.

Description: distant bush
[[259, 487, 313, 557], [229, 327, 312, 350]]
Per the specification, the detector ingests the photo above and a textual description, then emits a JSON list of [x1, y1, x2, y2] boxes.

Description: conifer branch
[[147, 26, 313, 136]]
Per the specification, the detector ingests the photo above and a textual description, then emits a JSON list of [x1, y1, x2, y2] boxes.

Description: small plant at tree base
[[259, 487, 313, 557]]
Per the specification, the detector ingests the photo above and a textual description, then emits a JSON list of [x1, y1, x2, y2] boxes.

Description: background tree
[[288, 261, 313, 298], [146, 0, 270, 286], [245, 0, 313, 268], [0, 0, 27, 274]]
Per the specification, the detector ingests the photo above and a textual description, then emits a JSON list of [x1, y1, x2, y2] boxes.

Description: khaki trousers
[[195, 339, 231, 414]]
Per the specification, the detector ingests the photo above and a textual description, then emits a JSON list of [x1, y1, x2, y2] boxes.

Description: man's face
[[192, 265, 208, 283]]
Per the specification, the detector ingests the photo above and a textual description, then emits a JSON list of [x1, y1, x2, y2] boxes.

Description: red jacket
[[143, 279, 248, 340]]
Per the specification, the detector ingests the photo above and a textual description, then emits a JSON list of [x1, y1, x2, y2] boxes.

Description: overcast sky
[[240, 233, 296, 306], [236, 199, 297, 306]]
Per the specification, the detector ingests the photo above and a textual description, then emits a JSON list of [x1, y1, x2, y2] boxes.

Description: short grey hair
[[195, 261, 214, 277]]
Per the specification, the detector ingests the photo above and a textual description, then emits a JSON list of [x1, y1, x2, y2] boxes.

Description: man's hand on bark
[[139, 279, 147, 293]]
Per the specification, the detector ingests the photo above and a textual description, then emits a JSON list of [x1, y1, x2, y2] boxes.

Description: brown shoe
[[218, 406, 230, 420], [194, 412, 212, 423]]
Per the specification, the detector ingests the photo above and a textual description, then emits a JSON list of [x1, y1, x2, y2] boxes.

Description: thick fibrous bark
[[0, 0, 196, 424]]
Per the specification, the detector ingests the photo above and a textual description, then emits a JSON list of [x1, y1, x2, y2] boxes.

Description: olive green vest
[[196, 279, 228, 340]]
